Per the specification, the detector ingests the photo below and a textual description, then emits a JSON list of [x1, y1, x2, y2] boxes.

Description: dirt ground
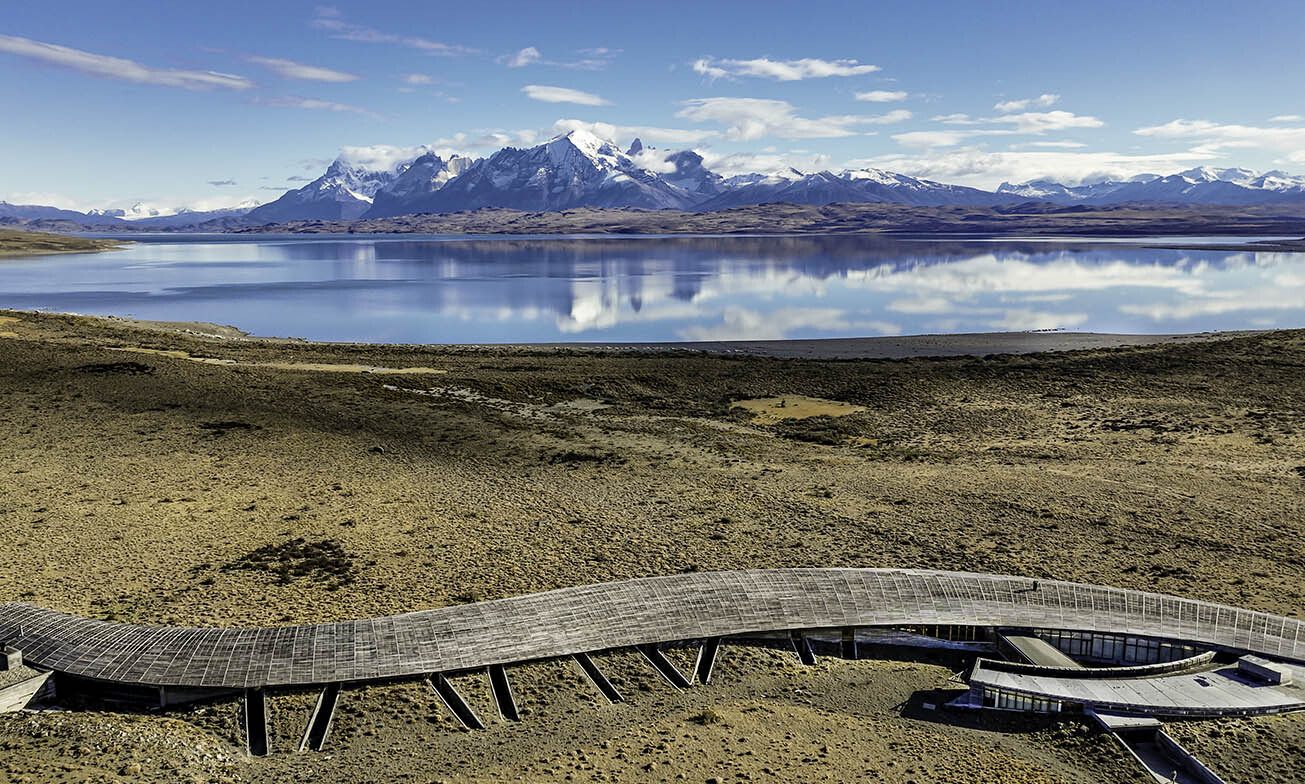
[[1, 309, 1303, 783]]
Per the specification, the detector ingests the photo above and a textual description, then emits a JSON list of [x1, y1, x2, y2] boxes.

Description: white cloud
[[335, 144, 430, 171], [311, 11, 475, 55], [1134, 118, 1305, 156], [627, 149, 678, 173], [895, 111, 1102, 148], [498, 46, 617, 70], [932, 113, 984, 125], [503, 46, 541, 68], [1270, 115, 1303, 122], [522, 85, 610, 106], [892, 131, 977, 148], [994, 93, 1060, 112], [1019, 141, 1088, 149], [401, 73, 434, 85], [676, 98, 909, 141], [551, 119, 718, 146], [697, 149, 834, 177], [431, 129, 540, 153], [692, 56, 879, 81], [0, 34, 252, 90], [246, 56, 358, 82], [996, 110, 1103, 134], [855, 90, 908, 102], [254, 95, 379, 118], [854, 146, 1216, 188]]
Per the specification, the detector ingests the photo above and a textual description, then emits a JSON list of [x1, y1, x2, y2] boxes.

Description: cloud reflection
[[0, 235, 1301, 342]]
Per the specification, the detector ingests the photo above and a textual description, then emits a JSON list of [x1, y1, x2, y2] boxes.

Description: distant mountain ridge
[[0, 199, 260, 229], [997, 167, 1305, 206], [7, 137, 1305, 231]]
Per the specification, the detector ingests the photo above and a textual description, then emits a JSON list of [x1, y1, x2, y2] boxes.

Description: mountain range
[[996, 167, 1305, 206], [6, 131, 1305, 230]]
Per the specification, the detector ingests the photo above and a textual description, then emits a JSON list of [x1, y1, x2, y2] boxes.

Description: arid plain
[[1, 308, 1303, 783]]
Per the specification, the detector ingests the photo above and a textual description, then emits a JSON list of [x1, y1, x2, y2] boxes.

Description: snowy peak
[[698, 166, 1017, 210], [248, 151, 420, 222], [371, 152, 476, 207], [246, 136, 1305, 224], [544, 128, 623, 167], [363, 129, 703, 216], [1177, 166, 1260, 185], [999, 166, 1305, 206]]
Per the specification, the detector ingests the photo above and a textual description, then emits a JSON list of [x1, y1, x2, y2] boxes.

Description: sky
[[2, 0, 1304, 213]]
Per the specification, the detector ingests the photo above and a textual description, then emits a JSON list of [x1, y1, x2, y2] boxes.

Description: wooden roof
[[1, 568, 1301, 689]]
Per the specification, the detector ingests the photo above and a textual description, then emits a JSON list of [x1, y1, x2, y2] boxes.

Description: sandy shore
[[537, 330, 1261, 359], [1, 309, 1302, 783], [48, 309, 1264, 360]]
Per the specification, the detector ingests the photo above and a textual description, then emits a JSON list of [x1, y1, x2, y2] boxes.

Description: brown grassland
[[0, 309, 1303, 783]]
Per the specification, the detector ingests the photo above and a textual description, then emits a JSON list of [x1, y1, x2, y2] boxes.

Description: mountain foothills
[[5, 129, 1305, 230]]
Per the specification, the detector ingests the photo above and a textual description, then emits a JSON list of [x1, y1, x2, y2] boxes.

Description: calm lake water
[[2, 234, 1303, 343]]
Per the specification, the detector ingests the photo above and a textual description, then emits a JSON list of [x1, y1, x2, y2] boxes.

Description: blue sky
[[3, 0, 1304, 212]]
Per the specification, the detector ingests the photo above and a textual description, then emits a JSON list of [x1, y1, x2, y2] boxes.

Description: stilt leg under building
[[791, 631, 817, 666], [427, 673, 485, 730], [638, 644, 692, 689], [299, 683, 340, 752], [244, 688, 269, 757], [573, 652, 623, 703], [487, 664, 519, 722], [841, 627, 859, 660], [695, 637, 722, 685]]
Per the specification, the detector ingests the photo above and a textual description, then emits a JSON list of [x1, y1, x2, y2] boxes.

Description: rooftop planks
[[1, 568, 1302, 690]]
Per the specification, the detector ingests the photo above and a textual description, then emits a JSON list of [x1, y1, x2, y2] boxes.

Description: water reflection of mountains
[[274, 235, 1257, 282], [2, 235, 1298, 341]]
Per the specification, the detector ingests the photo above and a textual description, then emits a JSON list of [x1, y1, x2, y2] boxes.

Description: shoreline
[[46, 225, 1305, 256], [4, 308, 1264, 360]]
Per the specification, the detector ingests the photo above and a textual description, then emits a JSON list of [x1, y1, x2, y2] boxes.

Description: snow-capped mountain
[[87, 203, 169, 221], [15, 135, 1305, 231], [126, 200, 262, 228], [364, 153, 476, 219], [998, 167, 1305, 206], [698, 167, 1021, 210], [248, 156, 414, 223], [362, 129, 700, 217]]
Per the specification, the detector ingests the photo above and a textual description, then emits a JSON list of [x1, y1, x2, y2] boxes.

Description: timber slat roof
[[972, 659, 1305, 716], [1, 568, 1301, 689]]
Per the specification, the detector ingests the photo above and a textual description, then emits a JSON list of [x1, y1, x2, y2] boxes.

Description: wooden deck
[[1, 568, 1302, 690]]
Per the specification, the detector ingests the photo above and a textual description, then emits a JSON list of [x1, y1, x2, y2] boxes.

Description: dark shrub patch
[[772, 415, 862, 445], [545, 449, 625, 465], [199, 421, 261, 436], [222, 537, 356, 588], [75, 361, 153, 375]]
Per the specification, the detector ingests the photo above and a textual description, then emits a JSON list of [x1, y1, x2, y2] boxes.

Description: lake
[[1, 234, 1302, 343]]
